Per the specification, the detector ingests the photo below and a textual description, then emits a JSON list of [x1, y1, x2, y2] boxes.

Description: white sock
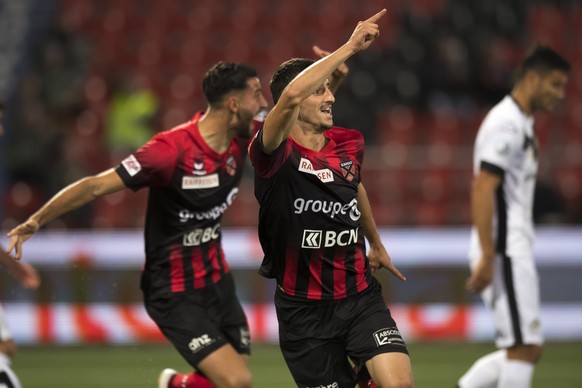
[[0, 353, 21, 388], [498, 359, 534, 388], [458, 350, 506, 388]]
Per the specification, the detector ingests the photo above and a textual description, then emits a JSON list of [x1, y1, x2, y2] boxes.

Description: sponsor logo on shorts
[[188, 334, 215, 353], [306, 383, 339, 388], [182, 173, 219, 189], [301, 228, 358, 249], [240, 327, 250, 348], [121, 155, 142, 176], [183, 223, 221, 246], [293, 197, 361, 221], [373, 327, 406, 347], [298, 158, 334, 183]]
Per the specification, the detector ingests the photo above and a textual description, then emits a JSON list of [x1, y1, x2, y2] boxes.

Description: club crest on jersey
[[298, 157, 334, 183], [340, 160, 355, 182], [225, 155, 237, 176], [192, 160, 206, 176]]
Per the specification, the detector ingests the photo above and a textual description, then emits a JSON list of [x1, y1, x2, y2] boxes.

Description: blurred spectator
[[105, 73, 159, 161]]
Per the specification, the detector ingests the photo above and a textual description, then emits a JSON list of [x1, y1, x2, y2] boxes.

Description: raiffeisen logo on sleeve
[[298, 158, 334, 183], [121, 155, 142, 176]]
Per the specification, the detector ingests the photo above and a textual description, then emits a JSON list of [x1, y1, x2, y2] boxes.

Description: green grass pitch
[[15, 341, 582, 387]]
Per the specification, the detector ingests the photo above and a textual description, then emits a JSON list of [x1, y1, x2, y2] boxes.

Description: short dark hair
[[516, 44, 570, 81], [270, 58, 315, 104], [202, 62, 258, 106]]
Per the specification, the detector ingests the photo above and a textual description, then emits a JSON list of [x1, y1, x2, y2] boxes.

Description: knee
[[507, 344, 542, 364], [221, 371, 252, 388]]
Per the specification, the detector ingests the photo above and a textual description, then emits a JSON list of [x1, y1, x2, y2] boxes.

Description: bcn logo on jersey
[[294, 198, 361, 221], [183, 223, 221, 246], [298, 157, 334, 183], [188, 334, 215, 353], [373, 327, 406, 347], [301, 228, 358, 249]]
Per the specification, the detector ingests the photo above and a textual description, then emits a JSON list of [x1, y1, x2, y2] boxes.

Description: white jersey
[[469, 95, 538, 259]]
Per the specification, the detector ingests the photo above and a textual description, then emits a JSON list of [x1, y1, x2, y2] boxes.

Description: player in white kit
[[459, 45, 570, 388]]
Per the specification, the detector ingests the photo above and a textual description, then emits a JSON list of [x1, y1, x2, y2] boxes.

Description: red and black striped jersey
[[249, 127, 373, 301], [115, 112, 249, 297]]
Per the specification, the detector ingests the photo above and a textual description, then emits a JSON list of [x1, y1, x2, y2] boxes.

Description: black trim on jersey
[[502, 254, 524, 345], [495, 184, 507, 254], [182, 246, 194, 291], [523, 135, 538, 159], [321, 247, 335, 299], [344, 245, 357, 295], [201, 243, 214, 288], [480, 161, 505, 177], [0, 371, 16, 388]]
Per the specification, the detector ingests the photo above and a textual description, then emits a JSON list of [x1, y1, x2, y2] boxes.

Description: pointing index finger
[[366, 8, 387, 23]]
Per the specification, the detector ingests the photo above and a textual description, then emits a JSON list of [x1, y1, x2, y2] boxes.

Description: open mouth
[[321, 106, 333, 117]]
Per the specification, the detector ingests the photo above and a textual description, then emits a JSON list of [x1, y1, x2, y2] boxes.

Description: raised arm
[[357, 183, 406, 280], [312, 45, 349, 94], [261, 9, 387, 153], [7, 169, 125, 259]]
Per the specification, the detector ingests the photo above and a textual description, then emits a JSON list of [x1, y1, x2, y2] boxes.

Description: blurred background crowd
[[1, 0, 581, 230]]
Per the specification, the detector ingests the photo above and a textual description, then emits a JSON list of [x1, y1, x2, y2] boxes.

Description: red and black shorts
[[144, 274, 250, 368], [275, 278, 408, 387]]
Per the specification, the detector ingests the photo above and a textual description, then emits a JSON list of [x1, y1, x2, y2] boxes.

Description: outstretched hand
[[7, 219, 40, 260], [347, 8, 387, 52], [368, 243, 406, 281]]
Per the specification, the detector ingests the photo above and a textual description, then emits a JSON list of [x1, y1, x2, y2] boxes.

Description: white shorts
[[470, 246, 543, 348], [0, 306, 12, 342]]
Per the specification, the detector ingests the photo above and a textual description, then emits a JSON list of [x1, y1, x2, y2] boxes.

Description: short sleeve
[[115, 135, 178, 190], [248, 128, 292, 178], [477, 121, 522, 173]]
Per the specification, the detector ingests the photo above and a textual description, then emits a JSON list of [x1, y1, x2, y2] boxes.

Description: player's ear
[[226, 95, 239, 113]]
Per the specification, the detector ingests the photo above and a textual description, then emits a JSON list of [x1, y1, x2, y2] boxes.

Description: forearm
[[472, 183, 496, 258], [357, 183, 382, 246], [29, 169, 122, 228], [286, 44, 355, 101]]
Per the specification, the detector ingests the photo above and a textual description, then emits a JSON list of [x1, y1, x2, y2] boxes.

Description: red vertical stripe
[[191, 247, 206, 289], [170, 246, 185, 292], [333, 254, 347, 299], [282, 248, 298, 296], [74, 305, 107, 342], [38, 304, 52, 343], [307, 253, 323, 300], [354, 248, 368, 292], [210, 240, 222, 283]]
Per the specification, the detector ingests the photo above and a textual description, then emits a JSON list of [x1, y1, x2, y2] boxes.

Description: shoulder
[[326, 126, 364, 144], [481, 97, 523, 136]]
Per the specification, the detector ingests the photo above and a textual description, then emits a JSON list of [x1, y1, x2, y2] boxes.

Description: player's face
[[235, 77, 268, 138], [299, 80, 335, 130], [531, 70, 568, 113]]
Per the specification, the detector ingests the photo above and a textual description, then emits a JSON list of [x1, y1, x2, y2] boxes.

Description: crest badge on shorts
[[340, 160, 355, 182]]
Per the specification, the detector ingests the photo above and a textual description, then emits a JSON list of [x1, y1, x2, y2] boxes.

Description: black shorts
[[144, 274, 250, 368], [275, 278, 408, 388]]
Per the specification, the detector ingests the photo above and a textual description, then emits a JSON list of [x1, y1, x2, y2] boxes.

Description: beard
[[234, 110, 255, 139]]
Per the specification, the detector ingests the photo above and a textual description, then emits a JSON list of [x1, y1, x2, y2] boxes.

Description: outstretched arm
[[312, 45, 349, 94], [357, 183, 406, 280], [7, 169, 125, 259], [262, 9, 387, 153]]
